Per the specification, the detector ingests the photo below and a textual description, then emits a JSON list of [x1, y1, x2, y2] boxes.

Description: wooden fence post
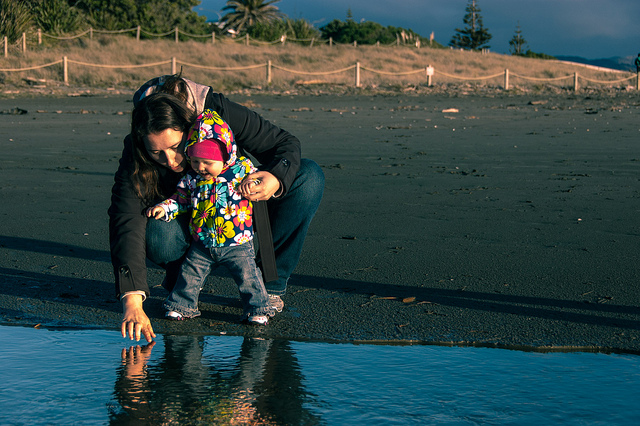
[[574, 72, 579, 91], [136, 26, 141, 41], [175, 27, 179, 43], [329, 37, 332, 47], [3, 36, 7, 57], [353, 40, 357, 47], [22, 33, 26, 52], [212, 32, 215, 44], [38, 29, 42, 45], [63, 56, 68, 85], [637, 71, 640, 91], [245, 34, 249, 46], [171, 57, 176, 74], [355, 61, 361, 88], [504, 69, 509, 90], [310, 38, 314, 47], [267, 60, 272, 84]]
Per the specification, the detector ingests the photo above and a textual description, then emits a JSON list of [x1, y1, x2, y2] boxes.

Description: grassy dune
[[0, 35, 637, 97]]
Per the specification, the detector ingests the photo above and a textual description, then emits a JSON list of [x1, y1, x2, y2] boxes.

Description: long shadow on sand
[[1, 236, 639, 330], [0, 236, 110, 262], [294, 275, 640, 330]]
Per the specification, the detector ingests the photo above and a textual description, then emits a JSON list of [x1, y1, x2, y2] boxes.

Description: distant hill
[[556, 55, 636, 72]]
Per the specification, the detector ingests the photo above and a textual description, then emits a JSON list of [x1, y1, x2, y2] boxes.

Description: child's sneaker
[[246, 314, 269, 325], [269, 295, 284, 312], [165, 311, 184, 321]]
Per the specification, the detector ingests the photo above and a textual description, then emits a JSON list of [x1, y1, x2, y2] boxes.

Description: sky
[[195, 0, 640, 59]]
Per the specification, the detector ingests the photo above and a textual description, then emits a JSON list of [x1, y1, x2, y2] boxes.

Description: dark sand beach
[[0, 90, 638, 352]]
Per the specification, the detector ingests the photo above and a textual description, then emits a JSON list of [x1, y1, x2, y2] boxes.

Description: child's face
[[190, 156, 224, 180]]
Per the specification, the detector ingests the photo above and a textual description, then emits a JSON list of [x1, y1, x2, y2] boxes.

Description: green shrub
[[32, 0, 85, 35], [320, 19, 424, 46], [248, 18, 320, 42], [0, 0, 33, 43], [523, 50, 556, 60]]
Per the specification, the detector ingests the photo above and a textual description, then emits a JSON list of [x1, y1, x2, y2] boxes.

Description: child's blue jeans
[[163, 238, 272, 318]]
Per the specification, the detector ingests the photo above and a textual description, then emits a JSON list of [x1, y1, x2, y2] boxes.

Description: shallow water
[[1, 325, 638, 425]]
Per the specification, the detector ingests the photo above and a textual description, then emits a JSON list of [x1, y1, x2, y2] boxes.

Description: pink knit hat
[[187, 139, 226, 161]]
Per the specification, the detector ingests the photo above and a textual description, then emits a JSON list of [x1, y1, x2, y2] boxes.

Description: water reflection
[[111, 336, 320, 425], [2, 325, 639, 425]]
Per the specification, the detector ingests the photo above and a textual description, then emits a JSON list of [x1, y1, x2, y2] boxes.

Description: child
[[146, 109, 274, 325]]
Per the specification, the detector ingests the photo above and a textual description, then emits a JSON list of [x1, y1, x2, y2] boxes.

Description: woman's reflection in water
[[110, 335, 320, 425]]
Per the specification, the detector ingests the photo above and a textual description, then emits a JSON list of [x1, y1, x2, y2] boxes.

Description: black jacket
[[108, 88, 301, 297]]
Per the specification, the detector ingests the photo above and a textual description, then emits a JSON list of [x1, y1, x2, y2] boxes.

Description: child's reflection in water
[[111, 336, 320, 424]]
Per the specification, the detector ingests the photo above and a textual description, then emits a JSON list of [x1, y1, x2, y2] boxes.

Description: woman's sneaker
[[165, 311, 184, 321], [269, 295, 284, 312], [246, 314, 269, 325]]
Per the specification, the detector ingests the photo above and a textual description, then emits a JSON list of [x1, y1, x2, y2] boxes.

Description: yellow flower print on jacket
[[153, 109, 258, 248]]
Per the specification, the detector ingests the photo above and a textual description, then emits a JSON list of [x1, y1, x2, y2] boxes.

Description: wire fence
[[1, 56, 638, 91]]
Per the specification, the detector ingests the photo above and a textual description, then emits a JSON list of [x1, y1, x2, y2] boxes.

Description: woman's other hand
[[121, 293, 156, 342]]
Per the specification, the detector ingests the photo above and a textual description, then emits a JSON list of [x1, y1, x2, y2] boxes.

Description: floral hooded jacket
[[156, 109, 257, 248]]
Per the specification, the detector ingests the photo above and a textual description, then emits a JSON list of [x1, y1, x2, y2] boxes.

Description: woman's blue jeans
[[146, 158, 325, 296]]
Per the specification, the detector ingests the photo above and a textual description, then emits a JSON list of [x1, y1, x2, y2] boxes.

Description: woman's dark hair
[[130, 92, 197, 204], [156, 72, 191, 105]]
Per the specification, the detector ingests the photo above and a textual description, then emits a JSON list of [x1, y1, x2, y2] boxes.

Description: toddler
[[146, 109, 274, 324]]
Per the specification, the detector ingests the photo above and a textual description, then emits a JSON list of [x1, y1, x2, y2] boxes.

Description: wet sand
[[0, 91, 639, 352]]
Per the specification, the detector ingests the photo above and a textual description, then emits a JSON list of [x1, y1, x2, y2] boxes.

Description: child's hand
[[238, 177, 260, 197], [239, 172, 281, 201], [146, 206, 165, 220]]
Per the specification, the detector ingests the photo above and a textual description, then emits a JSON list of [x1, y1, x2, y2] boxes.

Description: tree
[[137, 0, 208, 35], [221, 0, 282, 35], [449, 0, 492, 51], [346, 8, 353, 22], [509, 22, 527, 55], [70, 0, 207, 34]]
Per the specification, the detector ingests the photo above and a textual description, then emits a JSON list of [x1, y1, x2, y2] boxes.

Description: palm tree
[[221, 0, 282, 34]]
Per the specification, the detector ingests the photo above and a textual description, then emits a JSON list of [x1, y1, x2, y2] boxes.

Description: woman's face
[[143, 128, 187, 173]]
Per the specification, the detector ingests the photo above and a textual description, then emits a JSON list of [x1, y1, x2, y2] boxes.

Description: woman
[[109, 74, 324, 341]]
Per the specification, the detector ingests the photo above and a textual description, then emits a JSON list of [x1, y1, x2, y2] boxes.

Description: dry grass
[[0, 35, 637, 97]]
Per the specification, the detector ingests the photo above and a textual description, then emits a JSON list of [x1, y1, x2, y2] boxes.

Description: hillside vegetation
[[0, 36, 636, 97]]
